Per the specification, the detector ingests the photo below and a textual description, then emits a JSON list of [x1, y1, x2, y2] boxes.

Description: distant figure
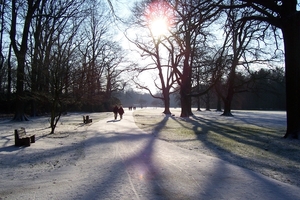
[[113, 105, 118, 120], [118, 105, 125, 120]]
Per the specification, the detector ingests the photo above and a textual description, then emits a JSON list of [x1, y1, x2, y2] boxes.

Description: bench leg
[[23, 137, 31, 146], [30, 135, 35, 143], [15, 132, 22, 146]]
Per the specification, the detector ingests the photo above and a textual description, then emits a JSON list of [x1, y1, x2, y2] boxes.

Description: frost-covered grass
[[133, 108, 300, 187]]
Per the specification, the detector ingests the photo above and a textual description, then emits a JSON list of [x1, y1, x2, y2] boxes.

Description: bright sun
[[145, 1, 173, 38], [150, 18, 169, 37]]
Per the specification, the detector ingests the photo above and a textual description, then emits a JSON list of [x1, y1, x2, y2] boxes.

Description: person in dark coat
[[113, 105, 119, 120], [118, 105, 125, 120]]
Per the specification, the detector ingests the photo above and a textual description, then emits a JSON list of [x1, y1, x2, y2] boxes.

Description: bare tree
[[74, 0, 129, 111], [102, 42, 128, 97], [168, 0, 221, 117], [0, 0, 6, 92], [10, 0, 42, 121], [127, 0, 177, 114], [30, 0, 84, 116], [76, 0, 111, 110], [46, 1, 85, 134], [219, 1, 300, 138], [28, 0, 86, 133], [215, 8, 267, 116]]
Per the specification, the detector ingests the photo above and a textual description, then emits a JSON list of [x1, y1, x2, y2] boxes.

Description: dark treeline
[[116, 67, 286, 111], [195, 68, 286, 111]]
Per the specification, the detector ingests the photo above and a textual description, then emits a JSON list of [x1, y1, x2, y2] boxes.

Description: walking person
[[118, 105, 124, 120], [113, 105, 118, 120]]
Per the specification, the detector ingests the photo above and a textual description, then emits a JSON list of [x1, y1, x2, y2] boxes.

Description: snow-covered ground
[[0, 109, 299, 199]]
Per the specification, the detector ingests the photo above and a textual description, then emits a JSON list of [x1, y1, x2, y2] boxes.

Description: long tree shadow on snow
[[0, 120, 170, 199], [79, 115, 174, 199], [167, 112, 300, 188], [131, 113, 300, 199]]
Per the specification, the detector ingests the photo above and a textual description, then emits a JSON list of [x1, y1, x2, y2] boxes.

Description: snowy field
[[133, 108, 300, 187], [1, 109, 300, 199]]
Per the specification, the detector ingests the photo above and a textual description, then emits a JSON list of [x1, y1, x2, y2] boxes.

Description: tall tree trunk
[[10, 0, 41, 121], [196, 96, 201, 111], [30, 5, 43, 117], [222, 91, 234, 116], [162, 88, 171, 114], [7, 44, 12, 111], [180, 70, 193, 117], [282, 15, 300, 139], [0, 2, 4, 92], [50, 95, 61, 134], [222, 97, 233, 116], [205, 93, 211, 111], [221, 67, 236, 116], [180, 33, 193, 117], [12, 55, 28, 121], [180, 89, 189, 117]]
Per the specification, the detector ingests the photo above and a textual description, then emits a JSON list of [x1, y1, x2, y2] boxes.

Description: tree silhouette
[[10, 0, 42, 121], [219, 0, 300, 138]]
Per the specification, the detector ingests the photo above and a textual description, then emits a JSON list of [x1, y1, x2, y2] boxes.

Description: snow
[[1, 109, 300, 199]]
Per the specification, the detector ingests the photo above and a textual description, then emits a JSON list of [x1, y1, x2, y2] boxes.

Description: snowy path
[[1, 111, 300, 199]]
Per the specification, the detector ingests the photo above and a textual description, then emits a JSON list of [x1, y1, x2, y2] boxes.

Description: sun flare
[[145, 0, 173, 38], [150, 17, 169, 37]]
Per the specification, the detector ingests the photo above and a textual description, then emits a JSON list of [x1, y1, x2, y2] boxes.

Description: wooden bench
[[83, 115, 92, 124], [14, 127, 35, 147]]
